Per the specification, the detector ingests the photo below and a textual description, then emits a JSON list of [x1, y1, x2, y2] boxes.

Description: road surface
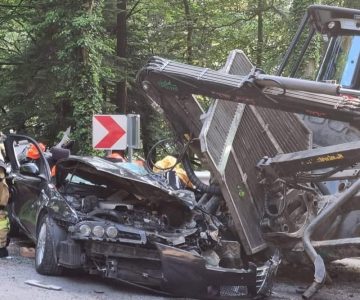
[[1, 237, 360, 300]]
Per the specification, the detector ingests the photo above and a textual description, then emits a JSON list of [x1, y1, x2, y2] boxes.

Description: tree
[[0, 0, 355, 155], [343, 0, 360, 9], [116, 0, 128, 114], [0, 0, 115, 153]]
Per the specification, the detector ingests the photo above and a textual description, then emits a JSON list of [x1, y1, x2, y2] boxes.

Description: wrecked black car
[[5, 134, 278, 299]]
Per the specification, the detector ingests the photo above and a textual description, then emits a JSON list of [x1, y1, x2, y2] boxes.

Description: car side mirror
[[20, 163, 40, 176]]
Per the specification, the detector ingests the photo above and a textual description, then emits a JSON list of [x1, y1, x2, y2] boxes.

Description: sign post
[[127, 114, 141, 162]]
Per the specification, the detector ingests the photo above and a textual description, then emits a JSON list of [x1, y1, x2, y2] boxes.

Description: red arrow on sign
[[94, 115, 126, 148]]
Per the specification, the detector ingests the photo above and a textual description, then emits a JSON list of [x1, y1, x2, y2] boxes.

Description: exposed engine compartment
[[50, 157, 280, 298], [61, 189, 203, 246], [56, 158, 233, 260]]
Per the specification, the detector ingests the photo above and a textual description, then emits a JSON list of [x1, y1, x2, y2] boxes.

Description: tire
[[301, 115, 360, 146], [35, 215, 63, 275]]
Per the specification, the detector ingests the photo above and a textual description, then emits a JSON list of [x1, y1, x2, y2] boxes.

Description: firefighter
[[0, 161, 9, 258], [26, 142, 70, 178], [26, 143, 46, 161], [154, 155, 193, 189], [105, 150, 126, 162]]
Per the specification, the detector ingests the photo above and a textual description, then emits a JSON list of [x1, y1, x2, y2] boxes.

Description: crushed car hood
[[56, 156, 196, 208]]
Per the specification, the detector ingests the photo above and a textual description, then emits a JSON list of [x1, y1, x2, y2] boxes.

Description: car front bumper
[[59, 236, 280, 299]]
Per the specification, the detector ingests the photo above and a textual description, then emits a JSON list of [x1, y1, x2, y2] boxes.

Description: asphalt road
[[1, 238, 360, 300]]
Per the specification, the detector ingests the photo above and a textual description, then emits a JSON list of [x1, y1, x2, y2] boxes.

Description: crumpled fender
[[156, 243, 280, 298], [45, 215, 67, 262]]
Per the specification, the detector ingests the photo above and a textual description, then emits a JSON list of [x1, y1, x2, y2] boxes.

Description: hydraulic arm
[[138, 56, 360, 125], [258, 140, 360, 181]]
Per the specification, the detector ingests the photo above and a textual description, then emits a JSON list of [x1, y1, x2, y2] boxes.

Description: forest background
[[0, 0, 358, 155]]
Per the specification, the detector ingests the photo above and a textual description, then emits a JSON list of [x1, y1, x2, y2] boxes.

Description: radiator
[[200, 50, 312, 254]]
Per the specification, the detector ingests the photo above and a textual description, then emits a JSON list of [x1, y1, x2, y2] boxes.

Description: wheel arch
[[36, 210, 67, 263]]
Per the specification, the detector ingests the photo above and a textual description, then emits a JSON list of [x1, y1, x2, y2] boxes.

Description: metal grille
[[204, 100, 242, 167], [232, 106, 279, 214], [200, 50, 311, 254], [224, 154, 265, 251], [257, 108, 311, 152], [226, 50, 254, 76], [220, 285, 247, 297]]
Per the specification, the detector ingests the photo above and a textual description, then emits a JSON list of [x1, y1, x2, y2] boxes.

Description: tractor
[[138, 5, 360, 299]]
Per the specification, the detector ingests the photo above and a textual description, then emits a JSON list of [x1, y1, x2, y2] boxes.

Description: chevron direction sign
[[92, 115, 127, 150]]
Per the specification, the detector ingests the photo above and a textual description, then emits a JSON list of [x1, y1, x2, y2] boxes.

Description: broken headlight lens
[[106, 226, 118, 238], [79, 224, 91, 237], [93, 225, 105, 238]]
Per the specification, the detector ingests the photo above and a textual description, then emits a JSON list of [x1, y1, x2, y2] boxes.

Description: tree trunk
[[116, 0, 127, 113], [182, 0, 193, 64], [256, 0, 263, 67]]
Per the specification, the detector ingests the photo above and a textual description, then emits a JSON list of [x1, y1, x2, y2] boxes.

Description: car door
[[4, 134, 51, 240]]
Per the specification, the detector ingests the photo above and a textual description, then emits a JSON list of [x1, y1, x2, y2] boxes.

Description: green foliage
[[0, 0, 358, 155], [0, 0, 114, 153]]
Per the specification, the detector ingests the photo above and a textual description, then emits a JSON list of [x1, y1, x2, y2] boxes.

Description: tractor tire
[[35, 215, 63, 275], [301, 116, 360, 146]]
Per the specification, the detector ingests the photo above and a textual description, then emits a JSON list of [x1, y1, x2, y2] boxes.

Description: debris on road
[[20, 247, 35, 258], [25, 280, 62, 291]]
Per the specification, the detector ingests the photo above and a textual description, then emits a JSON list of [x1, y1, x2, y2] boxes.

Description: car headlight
[[92, 225, 105, 238], [106, 226, 118, 238], [79, 224, 91, 237]]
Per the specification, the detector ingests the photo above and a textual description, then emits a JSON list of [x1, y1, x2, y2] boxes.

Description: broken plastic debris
[[25, 280, 62, 291]]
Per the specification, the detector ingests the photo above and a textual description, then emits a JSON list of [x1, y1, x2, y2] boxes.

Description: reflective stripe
[[0, 209, 9, 247], [0, 180, 9, 206], [0, 216, 9, 231]]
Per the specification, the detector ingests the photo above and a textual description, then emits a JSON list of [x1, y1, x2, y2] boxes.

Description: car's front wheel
[[35, 215, 63, 275]]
